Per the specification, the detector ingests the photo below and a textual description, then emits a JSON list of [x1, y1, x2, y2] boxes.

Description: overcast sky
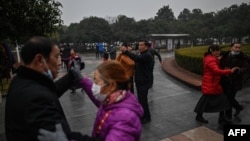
[[59, 0, 249, 25]]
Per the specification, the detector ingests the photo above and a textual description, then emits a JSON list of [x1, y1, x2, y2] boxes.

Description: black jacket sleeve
[[124, 50, 151, 63], [55, 72, 74, 97], [70, 132, 104, 141], [153, 50, 162, 62]]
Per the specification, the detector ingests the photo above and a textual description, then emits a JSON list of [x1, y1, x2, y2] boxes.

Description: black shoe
[[196, 116, 208, 124], [234, 106, 244, 116], [224, 119, 232, 124], [218, 119, 231, 130], [218, 123, 224, 130], [234, 116, 242, 123], [218, 118, 232, 126], [141, 118, 151, 124]]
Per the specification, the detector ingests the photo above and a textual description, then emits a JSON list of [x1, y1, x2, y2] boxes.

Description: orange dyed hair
[[96, 60, 130, 89]]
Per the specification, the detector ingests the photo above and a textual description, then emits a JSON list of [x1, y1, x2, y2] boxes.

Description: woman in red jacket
[[194, 45, 239, 127]]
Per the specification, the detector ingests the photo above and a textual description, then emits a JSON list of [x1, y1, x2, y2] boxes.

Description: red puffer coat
[[201, 54, 232, 95]]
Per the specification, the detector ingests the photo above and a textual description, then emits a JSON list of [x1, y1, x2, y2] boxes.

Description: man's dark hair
[[139, 39, 150, 47], [21, 36, 54, 64], [135, 43, 139, 50], [231, 42, 241, 47], [121, 42, 128, 47]]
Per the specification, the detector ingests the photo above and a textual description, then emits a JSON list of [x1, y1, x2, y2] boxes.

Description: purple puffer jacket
[[79, 78, 144, 141]]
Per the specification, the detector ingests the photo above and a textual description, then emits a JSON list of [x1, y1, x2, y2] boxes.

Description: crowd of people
[[2, 36, 250, 141], [95, 43, 117, 61], [4, 37, 162, 141]]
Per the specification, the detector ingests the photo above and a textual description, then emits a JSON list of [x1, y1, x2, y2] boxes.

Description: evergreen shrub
[[175, 44, 250, 76]]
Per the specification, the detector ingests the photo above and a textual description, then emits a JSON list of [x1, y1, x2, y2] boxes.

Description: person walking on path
[[1, 43, 17, 74], [95, 43, 100, 59], [194, 45, 239, 127], [61, 44, 71, 70], [109, 44, 117, 60], [97, 42, 104, 59], [102, 46, 109, 62], [147, 44, 162, 88], [68, 48, 84, 93], [0, 43, 11, 80], [121, 40, 153, 124], [5, 36, 101, 141], [220, 42, 249, 119], [116, 42, 135, 93]]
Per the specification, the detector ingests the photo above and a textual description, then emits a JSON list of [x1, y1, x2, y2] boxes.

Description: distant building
[[148, 34, 190, 51]]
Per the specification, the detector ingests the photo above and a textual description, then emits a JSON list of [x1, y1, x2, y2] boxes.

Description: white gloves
[[38, 123, 68, 141]]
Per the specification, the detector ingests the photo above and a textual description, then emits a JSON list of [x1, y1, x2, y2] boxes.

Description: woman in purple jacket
[[81, 60, 143, 141], [38, 60, 143, 141]]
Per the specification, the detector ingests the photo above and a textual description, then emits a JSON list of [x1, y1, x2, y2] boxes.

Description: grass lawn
[[176, 44, 250, 58]]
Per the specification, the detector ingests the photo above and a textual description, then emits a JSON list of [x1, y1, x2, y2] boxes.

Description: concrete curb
[[162, 57, 202, 90]]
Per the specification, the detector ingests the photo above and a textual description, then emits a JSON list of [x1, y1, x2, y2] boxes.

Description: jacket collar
[[140, 49, 148, 54], [17, 66, 56, 91]]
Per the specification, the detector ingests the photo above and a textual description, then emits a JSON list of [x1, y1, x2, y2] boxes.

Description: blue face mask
[[43, 69, 53, 79], [42, 58, 53, 79]]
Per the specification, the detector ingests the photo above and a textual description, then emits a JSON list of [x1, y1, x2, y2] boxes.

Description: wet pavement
[[0, 51, 250, 141]]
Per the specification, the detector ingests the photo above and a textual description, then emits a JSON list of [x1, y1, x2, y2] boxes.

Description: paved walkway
[[0, 52, 250, 141]]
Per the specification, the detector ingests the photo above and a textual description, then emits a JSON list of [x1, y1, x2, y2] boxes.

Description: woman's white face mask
[[91, 83, 107, 101]]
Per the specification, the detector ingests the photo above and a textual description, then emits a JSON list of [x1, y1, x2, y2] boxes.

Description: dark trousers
[[149, 61, 155, 87], [219, 111, 227, 123], [129, 77, 134, 94], [136, 82, 151, 120], [96, 51, 99, 59], [224, 88, 241, 119], [99, 51, 103, 58], [63, 60, 69, 70]]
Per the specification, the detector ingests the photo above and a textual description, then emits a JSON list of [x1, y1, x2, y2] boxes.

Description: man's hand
[[38, 123, 68, 141], [70, 59, 83, 81], [121, 46, 128, 53]]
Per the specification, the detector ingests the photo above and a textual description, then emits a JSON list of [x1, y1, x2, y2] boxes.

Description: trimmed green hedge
[[175, 44, 250, 75]]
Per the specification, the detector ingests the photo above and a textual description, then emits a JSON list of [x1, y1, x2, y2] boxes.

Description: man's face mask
[[42, 57, 53, 79], [231, 51, 240, 56]]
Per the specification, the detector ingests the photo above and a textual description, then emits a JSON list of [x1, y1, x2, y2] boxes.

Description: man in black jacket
[[5, 36, 101, 141], [122, 40, 153, 124], [220, 42, 249, 121]]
